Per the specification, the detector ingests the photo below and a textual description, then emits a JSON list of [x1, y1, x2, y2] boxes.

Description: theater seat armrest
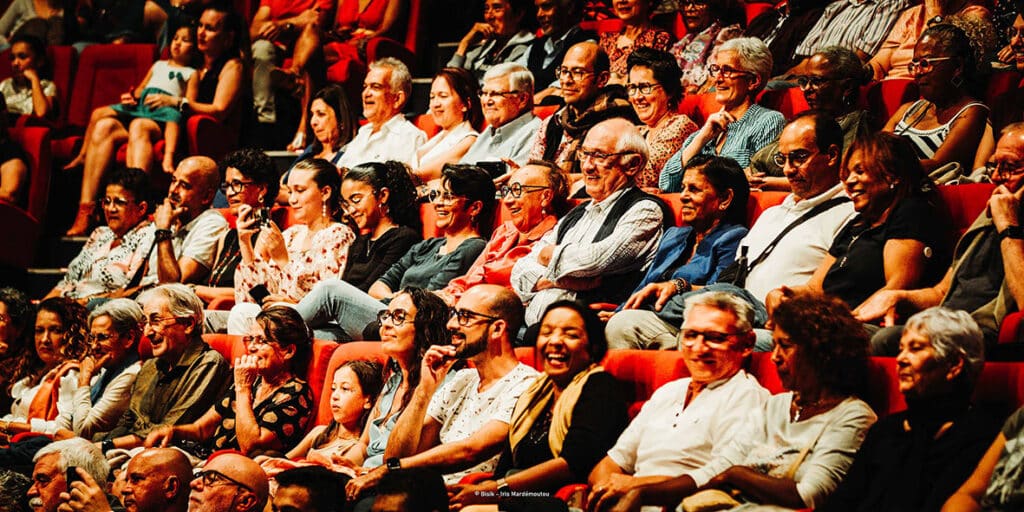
[[555, 483, 589, 506], [458, 472, 495, 485], [999, 312, 1024, 344]]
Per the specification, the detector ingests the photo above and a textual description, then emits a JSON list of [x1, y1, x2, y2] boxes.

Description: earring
[[322, 203, 328, 219], [951, 74, 964, 88], [257, 194, 265, 204], [889, 182, 896, 190]]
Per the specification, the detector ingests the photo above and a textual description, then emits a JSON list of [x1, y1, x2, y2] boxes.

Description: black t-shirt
[[944, 224, 1006, 315], [823, 195, 946, 308], [342, 226, 420, 292]]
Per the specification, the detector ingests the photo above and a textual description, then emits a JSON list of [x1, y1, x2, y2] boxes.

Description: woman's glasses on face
[[427, 189, 460, 205], [378, 308, 411, 326], [625, 82, 662, 96], [795, 75, 834, 91], [101, 197, 133, 208], [906, 57, 953, 75], [707, 64, 754, 79], [219, 180, 255, 195]]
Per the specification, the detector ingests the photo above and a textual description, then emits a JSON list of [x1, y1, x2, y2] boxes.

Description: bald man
[[189, 453, 269, 512], [122, 449, 193, 512], [143, 156, 229, 286]]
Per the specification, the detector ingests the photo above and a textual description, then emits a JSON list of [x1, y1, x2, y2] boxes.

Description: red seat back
[[859, 79, 918, 129], [414, 113, 441, 137], [937, 183, 995, 241], [757, 87, 809, 120], [316, 342, 389, 425], [9, 126, 51, 222], [746, 191, 788, 227], [67, 44, 157, 129]]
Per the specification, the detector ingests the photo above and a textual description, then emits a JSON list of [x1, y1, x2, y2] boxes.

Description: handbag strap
[[744, 196, 850, 274], [783, 406, 837, 480]]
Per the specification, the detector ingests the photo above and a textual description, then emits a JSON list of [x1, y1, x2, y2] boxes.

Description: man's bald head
[[189, 453, 268, 512], [169, 156, 220, 216], [463, 285, 525, 337], [991, 122, 1024, 191], [560, 42, 609, 107], [123, 448, 193, 512]]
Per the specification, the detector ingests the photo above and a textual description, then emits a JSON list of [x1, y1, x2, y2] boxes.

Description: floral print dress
[[235, 223, 355, 303]]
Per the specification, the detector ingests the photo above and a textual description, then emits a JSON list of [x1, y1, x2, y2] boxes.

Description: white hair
[[683, 290, 755, 333], [34, 438, 110, 485], [369, 57, 412, 101], [905, 307, 985, 387], [137, 283, 204, 328], [483, 63, 535, 97], [719, 37, 773, 92]]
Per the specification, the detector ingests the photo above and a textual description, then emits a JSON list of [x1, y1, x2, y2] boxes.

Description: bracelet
[[672, 278, 691, 295], [154, 229, 173, 242]]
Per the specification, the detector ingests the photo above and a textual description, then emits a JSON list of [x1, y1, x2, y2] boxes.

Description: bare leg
[[126, 118, 161, 173], [289, 23, 322, 73], [64, 106, 118, 169], [162, 121, 180, 175], [69, 117, 128, 235], [287, 71, 312, 151]]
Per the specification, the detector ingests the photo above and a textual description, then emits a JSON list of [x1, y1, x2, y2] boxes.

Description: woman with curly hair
[[613, 292, 877, 511]]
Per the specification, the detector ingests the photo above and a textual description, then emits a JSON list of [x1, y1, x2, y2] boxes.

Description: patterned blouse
[[212, 377, 313, 454], [599, 27, 673, 79], [638, 113, 698, 190], [53, 223, 156, 300], [670, 22, 744, 94], [235, 223, 355, 303]]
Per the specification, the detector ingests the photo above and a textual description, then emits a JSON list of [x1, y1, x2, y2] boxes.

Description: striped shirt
[[659, 103, 785, 192], [794, 0, 913, 57], [894, 100, 989, 159]]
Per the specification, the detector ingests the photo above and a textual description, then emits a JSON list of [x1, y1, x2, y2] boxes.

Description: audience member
[[668, 0, 743, 95], [100, 284, 230, 450], [858, 123, 1024, 350], [788, 0, 911, 75], [598, 0, 671, 84], [660, 37, 785, 191], [188, 452, 269, 512], [0, 287, 33, 412], [512, 118, 671, 324], [586, 291, 769, 509], [0, 35, 55, 118], [228, 158, 355, 334], [346, 285, 538, 500], [605, 155, 749, 350], [821, 307, 999, 512], [46, 168, 155, 303], [27, 438, 109, 512], [141, 156, 230, 287], [943, 402, 1024, 510], [0, 0, 63, 50], [448, 0, 536, 81], [295, 165, 491, 340], [272, 466, 348, 512], [337, 58, 426, 168], [120, 448, 193, 512], [626, 47, 697, 191], [527, 0, 596, 102], [749, 47, 873, 187], [612, 293, 876, 511], [991, 11, 1024, 133], [371, 467, 449, 512], [147, 306, 313, 456], [885, 23, 989, 174], [286, 85, 358, 169], [450, 300, 628, 507], [743, 0, 826, 76], [438, 162, 567, 305], [459, 63, 541, 168], [0, 96, 29, 206], [414, 68, 483, 184]]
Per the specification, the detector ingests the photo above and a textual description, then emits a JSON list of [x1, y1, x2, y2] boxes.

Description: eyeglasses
[[556, 66, 594, 81], [427, 189, 461, 204], [795, 75, 834, 90], [707, 64, 754, 79], [449, 308, 501, 327], [499, 183, 548, 198], [377, 308, 411, 326], [625, 82, 662, 96], [196, 469, 254, 493], [907, 57, 954, 75], [219, 180, 255, 195], [578, 148, 636, 165], [772, 149, 819, 167], [169, 178, 193, 191], [680, 329, 738, 348], [101, 196, 133, 208], [241, 335, 275, 348], [140, 316, 183, 329], [87, 332, 115, 343], [1007, 27, 1024, 41], [985, 160, 1024, 178], [480, 90, 520, 100]]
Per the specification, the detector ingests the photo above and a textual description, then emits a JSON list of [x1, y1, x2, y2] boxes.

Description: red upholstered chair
[[999, 313, 1024, 345], [745, 2, 776, 24], [0, 126, 51, 268], [757, 87, 809, 120], [657, 193, 683, 226], [316, 342, 388, 425], [936, 183, 995, 240], [746, 191, 788, 227], [533, 105, 560, 119], [0, 46, 76, 128], [420, 202, 439, 239], [602, 349, 690, 418], [306, 338, 340, 416], [414, 113, 441, 138], [678, 92, 721, 126], [202, 333, 246, 362], [580, 18, 624, 34], [364, 0, 423, 73], [859, 79, 918, 130]]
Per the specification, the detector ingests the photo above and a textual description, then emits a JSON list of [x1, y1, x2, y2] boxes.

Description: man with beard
[[143, 156, 229, 287], [344, 284, 538, 502]]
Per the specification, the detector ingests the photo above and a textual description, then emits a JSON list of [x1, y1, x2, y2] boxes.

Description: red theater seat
[[937, 183, 995, 240], [316, 342, 388, 425], [859, 79, 918, 130], [0, 126, 51, 268]]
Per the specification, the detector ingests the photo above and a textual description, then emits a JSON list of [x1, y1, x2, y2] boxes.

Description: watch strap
[[998, 225, 1024, 240]]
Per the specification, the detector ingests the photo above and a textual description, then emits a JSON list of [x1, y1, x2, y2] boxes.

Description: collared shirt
[[459, 111, 541, 167], [739, 184, 856, 302], [337, 114, 427, 169], [794, 0, 912, 57], [109, 337, 231, 439], [607, 370, 769, 478], [142, 208, 229, 287], [447, 29, 536, 81], [54, 222, 156, 299], [511, 187, 664, 324], [0, 77, 56, 115]]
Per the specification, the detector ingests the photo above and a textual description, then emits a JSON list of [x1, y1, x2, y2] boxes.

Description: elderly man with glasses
[[189, 452, 269, 512], [859, 122, 1024, 352], [460, 63, 542, 169], [345, 285, 538, 504]]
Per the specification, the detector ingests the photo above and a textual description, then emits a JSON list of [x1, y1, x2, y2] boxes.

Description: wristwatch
[[998, 225, 1024, 241], [496, 478, 511, 494], [178, 97, 189, 112], [385, 457, 402, 472], [154, 229, 173, 242]]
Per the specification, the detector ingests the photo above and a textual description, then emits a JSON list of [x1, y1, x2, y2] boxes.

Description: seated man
[[586, 291, 770, 510], [786, 0, 911, 75], [527, 0, 597, 103], [57, 447, 194, 512], [337, 58, 426, 168], [345, 285, 539, 500], [859, 122, 1024, 351], [28, 438, 109, 512], [511, 117, 671, 324], [188, 452, 269, 512], [99, 284, 231, 450], [142, 156, 230, 287], [459, 63, 542, 169], [371, 468, 449, 512], [273, 466, 348, 512]]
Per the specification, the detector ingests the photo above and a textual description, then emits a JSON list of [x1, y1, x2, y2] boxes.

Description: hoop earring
[[257, 194, 265, 204]]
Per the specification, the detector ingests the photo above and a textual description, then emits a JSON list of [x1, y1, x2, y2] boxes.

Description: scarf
[[542, 85, 640, 171], [27, 368, 64, 421], [508, 364, 604, 457]]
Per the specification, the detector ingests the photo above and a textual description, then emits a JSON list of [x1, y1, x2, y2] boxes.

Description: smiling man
[[459, 63, 541, 168], [526, 0, 596, 101], [587, 291, 769, 510], [98, 284, 230, 451], [188, 452, 268, 512]]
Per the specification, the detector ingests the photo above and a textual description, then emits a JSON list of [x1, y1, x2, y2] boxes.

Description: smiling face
[[679, 166, 729, 232], [910, 35, 960, 100], [481, 75, 527, 127], [446, 288, 496, 361], [801, 54, 845, 112], [329, 365, 372, 425], [103, 184, 148, 237], [502, 165, 552, 232], [362, 67, 401, 126], [223, 167, 264, 215], [244, 320, 293, 376], [613, 0, 648, 23], [341, 178, 385, 232], [34, 310, 66, 368], [483, 0, 521, 37], [628, 65, 671, 127], [27, 453, 65, 512], [535, 0, 570, 36], [712, 50, 757, 109], [778, 118, 838, 201], [309, 98, 341, 148], [537, 307, 592, 387], [287, 168, 329, 225], [560, 44, 602, 107], [579, 121, 636, 201], [841, 148, 893, 216], [379, 293, 418, 360], [142, 297, 191, 362], [896, 326, 957, 399], [1012, 14, 1024, 72], [88, 315, 133, 368], [429, 75, 469, 130], [679, 304, 749, 384], [681, 0, 711, 31], [432, 180, 476, 234], [989, 128, 1024, 191]]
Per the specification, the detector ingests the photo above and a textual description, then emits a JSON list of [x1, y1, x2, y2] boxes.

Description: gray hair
[[137, 283, 204, 328], [718, 37, 773, 92], [815, 46, 870, 85], [89, 298, 144, 336], [369, 57, 413, 101], [613, 122, 650, 171], [683, 290, 755, 334], [0, 469, 30, 512], [905, 307, 985, 387], [33, 438, 110, 485], [483, 63, 535, 97]]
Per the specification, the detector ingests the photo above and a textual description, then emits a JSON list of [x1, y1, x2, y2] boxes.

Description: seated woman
[[447, 0, 536, 82], [145, 306, 314, 456], [598, 0, 672, 85], [449, 300, 628, 508], [605, 156, 749, 350], [0, 287, 34, 413], [884, 24, 990, 174], [227, 158, 355, 335], [45, 168, 155, 304], [613, 292, 877, 511], [625, 48, 697, 191], [660, 37, 785, 192], [0, 96, 29, 206], [295, 164, 493, 340], [668, 0, 743, 95], [258, 360, 384, 478], [0, 34, 56, 118], [820, 307, 999, 512], [282, 85, 358, 175], [414, 68, 482, 186], [766, 132, 948, 317]]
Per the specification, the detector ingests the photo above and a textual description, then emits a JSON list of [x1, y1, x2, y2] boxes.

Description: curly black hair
[[343, 161, 422, 231]]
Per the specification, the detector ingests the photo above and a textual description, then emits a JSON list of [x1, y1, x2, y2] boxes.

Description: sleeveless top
[[198, 55, 230, 103], [335, 0, 387, 31], [894, 100, 988, 159]]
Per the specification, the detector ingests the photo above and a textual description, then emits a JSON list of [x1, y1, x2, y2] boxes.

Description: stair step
[[25, 268, 65, 300]]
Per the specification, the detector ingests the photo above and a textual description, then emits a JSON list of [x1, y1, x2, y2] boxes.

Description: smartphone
[[253, 207, 272, 227], [249, 284, 271, 303], [477, 161, 508, 179], [66, 466, 81, 485]]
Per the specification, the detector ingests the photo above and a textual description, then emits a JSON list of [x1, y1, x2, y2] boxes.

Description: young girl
[[257, 360, 384, 478], [0, 34, 56, 118], [64, 25, 198, 175]]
